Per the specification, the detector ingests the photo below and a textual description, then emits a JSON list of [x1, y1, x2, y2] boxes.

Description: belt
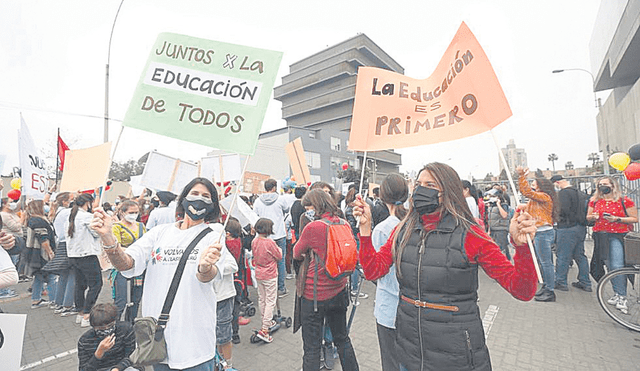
[[401, 295, 459, 312]]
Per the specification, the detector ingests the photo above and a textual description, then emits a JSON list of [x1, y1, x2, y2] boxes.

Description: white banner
[[220, 194, 258, 227], [0, 313, 27, 371], [200, 154, 242, 183], [19, 117, 47, 199], [140, 151, 198, 194]]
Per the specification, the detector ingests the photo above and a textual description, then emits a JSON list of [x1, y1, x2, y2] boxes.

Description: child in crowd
[[251, 218, 282, 343], [77, 303, 136, 371]]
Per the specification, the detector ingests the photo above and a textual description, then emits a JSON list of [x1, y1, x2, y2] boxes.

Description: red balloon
[[7, 189, 21, 201], [342, 163, 349, 170], [624, 162, 640, 181]]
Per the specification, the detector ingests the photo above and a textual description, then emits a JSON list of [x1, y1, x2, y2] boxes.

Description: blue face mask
[[305, 209, 316, 221]]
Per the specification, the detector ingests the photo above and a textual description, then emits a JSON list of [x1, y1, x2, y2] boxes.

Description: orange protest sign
[[348, 22, 512, 152], [285, 137, 312, 185]]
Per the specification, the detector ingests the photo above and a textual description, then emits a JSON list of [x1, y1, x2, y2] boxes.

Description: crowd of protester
[[0, 164, 637, 370]]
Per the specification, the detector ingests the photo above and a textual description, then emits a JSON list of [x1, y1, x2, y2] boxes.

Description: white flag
[[19, 117, 48, 199]]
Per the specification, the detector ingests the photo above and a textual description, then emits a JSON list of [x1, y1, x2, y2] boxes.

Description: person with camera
[[486, 189, 513, 261]]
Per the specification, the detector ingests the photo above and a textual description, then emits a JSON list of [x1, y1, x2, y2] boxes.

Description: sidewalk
[[3, 239, 640, 370]]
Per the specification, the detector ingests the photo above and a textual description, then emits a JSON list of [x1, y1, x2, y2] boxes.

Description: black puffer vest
[[395, 214, 491, 371]]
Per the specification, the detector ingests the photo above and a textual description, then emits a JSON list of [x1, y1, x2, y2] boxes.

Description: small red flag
[[57, 134, 70, 172]]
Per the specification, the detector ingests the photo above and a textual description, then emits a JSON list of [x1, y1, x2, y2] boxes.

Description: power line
[[0, 101, 123, 122]]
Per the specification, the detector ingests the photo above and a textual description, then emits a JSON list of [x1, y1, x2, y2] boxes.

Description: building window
[[305, 151, 321, 169], [349, 158, 359, 168], [309, 131, 316, 139], [331, 137, 341, 151]]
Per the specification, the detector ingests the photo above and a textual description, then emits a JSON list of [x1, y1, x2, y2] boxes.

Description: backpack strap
[[313, 251, 319, 312], [621, 197, 628, 216], [156, 227, 212, 338]]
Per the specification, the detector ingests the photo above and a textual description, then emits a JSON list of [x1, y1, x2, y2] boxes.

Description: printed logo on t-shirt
[[151, 246, 200, 265]]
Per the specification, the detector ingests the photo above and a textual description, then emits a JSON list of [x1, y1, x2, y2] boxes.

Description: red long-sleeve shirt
[[359, 213, 537, 301], [293, 214, 349, 301]]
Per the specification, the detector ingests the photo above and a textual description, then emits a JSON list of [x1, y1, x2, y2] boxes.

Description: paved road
[[3, 239, 640, 371]]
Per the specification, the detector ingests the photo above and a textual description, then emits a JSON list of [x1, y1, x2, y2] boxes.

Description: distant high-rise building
[[499, 139, 527, 173]]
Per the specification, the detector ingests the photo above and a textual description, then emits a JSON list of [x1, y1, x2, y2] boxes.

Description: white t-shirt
[[121, 222, 228, 369], [146, 201, 177, 229], [0, 247, 18, 289], [466, 196, 480, 219]]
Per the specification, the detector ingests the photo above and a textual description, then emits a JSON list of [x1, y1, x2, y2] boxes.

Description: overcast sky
[[0, 0, 605, 181]]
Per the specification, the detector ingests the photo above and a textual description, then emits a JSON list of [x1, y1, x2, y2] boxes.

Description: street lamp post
[[104, 0, 125, 143], [552, 68, 609, 174]]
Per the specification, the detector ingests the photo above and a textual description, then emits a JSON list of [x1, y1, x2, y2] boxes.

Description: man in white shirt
[[146, 191, 177, 229]]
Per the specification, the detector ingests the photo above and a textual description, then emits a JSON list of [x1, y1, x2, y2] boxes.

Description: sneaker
[[49, 302, 60, 309], [256, 329, 273, 343], [18, 275, 32, 283], [278, 289, 289, 298], [285, 274, 295, 280], [0, 289, 18, 299], [554, 283, 569, 292], [616, 297, 629, 314], [81, 318, 91, 327], [76, 314, 83, 324], [31, 299, 50, 309], [607, 294, 621, 305], [238, 316, 251, 326], [54, 306, 67, 314], [534, 290, 556, 302], [232, 334, 241, 344], [60, 307, 79, 317], [351, 291, 369, 299], [571, 281, 593, 292]]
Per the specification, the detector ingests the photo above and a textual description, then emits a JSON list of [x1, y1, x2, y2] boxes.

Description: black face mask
[[95, 324, 115, 338], [182, 195, 214, 221], [412, 186, 440, 215], [598, 185, 612, 195]]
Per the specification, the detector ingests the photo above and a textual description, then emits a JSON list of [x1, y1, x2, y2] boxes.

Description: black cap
[[550, 175, 564, 183], [156, 191, 176, 205]]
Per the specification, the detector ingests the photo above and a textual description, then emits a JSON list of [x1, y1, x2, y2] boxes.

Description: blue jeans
[[350, 239, 361, 292], [606, 237, 627, 296], [32, 272, 58, 302], [153, 358, 215, 371], [54, 269, 76, 307], [534, 228, 555, 292], [114, 272, 142, 321], [555, 225, 590, 288], [274, 237, 286, 292]]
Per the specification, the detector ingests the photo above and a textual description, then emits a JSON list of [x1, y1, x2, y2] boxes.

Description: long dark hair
[[380, 173, 408, 220], [302, 189, 339, 218], [175, 177, 221, 223], [534, 176, 560, 224], [392, 163, 477, 277], [68, 193, 94, 239]]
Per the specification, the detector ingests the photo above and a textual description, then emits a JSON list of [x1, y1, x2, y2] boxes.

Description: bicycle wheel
[[596, 267, 640, 332]]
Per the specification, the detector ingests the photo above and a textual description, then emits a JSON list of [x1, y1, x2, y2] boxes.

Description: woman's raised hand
[[509, 205, 537, 246], [90, 208, 114, 239], [353, 194, 373, 236]]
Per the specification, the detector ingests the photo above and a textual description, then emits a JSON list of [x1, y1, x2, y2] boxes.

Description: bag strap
[[313, 250, 319, 312], [621, 198, 628, 216], [157, 227, 212, 329], [118, 223, 139, 244]]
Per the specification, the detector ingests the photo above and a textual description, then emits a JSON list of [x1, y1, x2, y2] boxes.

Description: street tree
[[548, 153, 559, 171]]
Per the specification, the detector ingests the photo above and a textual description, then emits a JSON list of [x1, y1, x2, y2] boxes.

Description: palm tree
[[588, 152, 600, 168], [548, 153, 559, 171], [565, 161, 574, 170]]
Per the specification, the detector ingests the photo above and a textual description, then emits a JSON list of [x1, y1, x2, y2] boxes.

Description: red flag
[[57, 134, 70, 172]]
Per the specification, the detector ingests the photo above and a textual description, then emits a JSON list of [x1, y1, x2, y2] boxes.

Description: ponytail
[[380, 173, 409, 220], [68, 193, 93, 239]]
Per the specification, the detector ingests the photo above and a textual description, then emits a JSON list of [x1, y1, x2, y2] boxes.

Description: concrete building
[[246, 34, 404, 188], [499, 139, 528, 173], [591, 0, 640, 156]]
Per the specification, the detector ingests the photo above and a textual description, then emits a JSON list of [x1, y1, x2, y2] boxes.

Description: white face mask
[[124, 213, 138, 223], [8, 202, 18, 211]]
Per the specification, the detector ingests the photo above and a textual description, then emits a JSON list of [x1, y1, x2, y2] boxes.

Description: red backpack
[[318, 219, 358, 279]]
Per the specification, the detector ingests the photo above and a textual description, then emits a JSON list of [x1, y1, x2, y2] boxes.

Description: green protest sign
[[123, 33, 282, 155]]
